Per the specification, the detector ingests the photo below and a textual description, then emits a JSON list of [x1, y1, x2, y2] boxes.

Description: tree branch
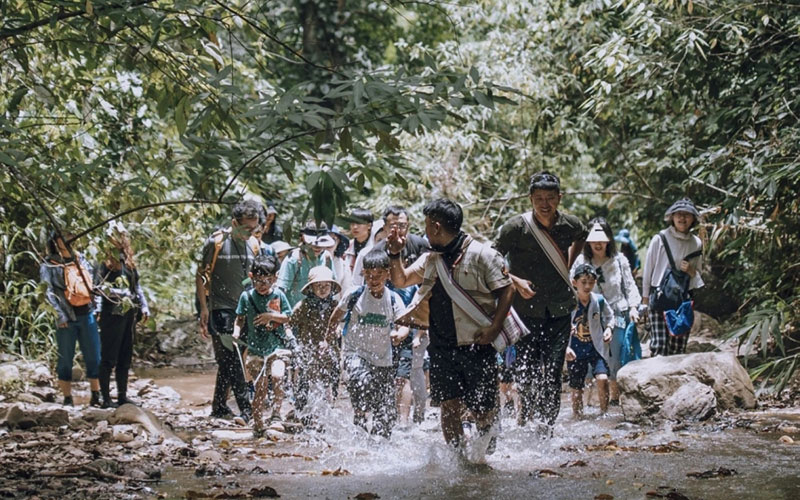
[[0, 0, 157, 41], [70, 199, 232, 242], [465, 189, 662, 207]]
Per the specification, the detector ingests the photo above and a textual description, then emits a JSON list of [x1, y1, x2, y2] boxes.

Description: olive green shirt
[[495, 211, 587, 319]]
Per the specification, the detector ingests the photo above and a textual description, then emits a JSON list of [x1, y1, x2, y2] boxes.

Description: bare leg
[[395, 378, 411, 426], [252, 376, 269, 431], [440, 398, 464, 446], [571, 389, 584, 419], [270, 359, 286, 419], [58, 380, 72, 397], [88, 378, 100, 392], [597, 375, 609, 414], [609, 380, 620, 402]]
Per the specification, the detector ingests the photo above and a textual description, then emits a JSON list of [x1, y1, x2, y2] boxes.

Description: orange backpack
[[63, 257, 93, 307]]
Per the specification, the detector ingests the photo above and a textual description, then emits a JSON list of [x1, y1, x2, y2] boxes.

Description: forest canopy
[[1, 0, 798, 389]]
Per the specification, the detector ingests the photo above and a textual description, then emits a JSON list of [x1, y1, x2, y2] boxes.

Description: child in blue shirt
[[233, 255, 293, 438], [566, 264, 614, 419]]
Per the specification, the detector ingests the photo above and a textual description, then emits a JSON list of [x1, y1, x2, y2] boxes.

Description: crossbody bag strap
[[433, 254, 492, 327], [521, 212, 571, 287], [658, 232, 678, 272], [246, 289, 264, 315], [617, 258, 628, 303]]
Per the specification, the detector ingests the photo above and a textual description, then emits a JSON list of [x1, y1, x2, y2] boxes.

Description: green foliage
[[0, 223, 55, 360], [2, 0, 798, 394]]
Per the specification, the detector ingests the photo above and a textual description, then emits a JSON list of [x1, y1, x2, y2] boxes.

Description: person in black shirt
[[94, 223, 150, 408], [387, 199, 514, 450]]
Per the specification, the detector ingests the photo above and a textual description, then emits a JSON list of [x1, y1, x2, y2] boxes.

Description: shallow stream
[[143, 368, 800, 500]]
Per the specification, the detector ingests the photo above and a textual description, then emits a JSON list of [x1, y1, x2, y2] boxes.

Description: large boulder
[[660, 381, 717, 421], [617, 352, 756, 422]]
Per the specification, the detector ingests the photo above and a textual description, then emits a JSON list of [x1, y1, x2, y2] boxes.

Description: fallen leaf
[[595, 495, 614, 500], [354, 493, 380, 500], [559, 460, 587, 468], [533, 469, 562, 478], [248, 486, 279, 498], [778, 435, 794, 444], [686, 467, 738, 479], [321, 467, 350, 476], [185, 491, 209, 499]]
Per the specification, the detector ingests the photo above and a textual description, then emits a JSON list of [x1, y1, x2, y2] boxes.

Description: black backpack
[[649, 232, 701, 312]]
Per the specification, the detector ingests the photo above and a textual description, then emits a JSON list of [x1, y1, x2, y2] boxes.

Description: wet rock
[[125, 439, 146, 449], [159, 326, 188, 353], [107, 403, 182, 443], [197, 449, 223, 463], [28, 386, 57, 403], [113, 425, 135, 442], [0, 404, 37, 429], [38, 408, 69, 427], [16, 361, 53, 386], [15, 393, 43, 405], [142, 385, 181, 402], [689, 312, 724, 337], [82, 408, 115, 423], [661, 381, 717, 421], [0, 364, 22, 390], [617, 352, 756, 421]]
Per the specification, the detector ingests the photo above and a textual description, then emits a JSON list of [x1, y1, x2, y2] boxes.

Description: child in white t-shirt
[[328, 249, 407, 438]]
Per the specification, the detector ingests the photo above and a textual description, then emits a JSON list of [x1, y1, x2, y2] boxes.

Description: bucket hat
[[301, 266, 341, 295], [664, 198, 700, 225], [301, 221, 336, 248]]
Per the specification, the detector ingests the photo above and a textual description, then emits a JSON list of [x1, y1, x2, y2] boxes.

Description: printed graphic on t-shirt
[[573, 307, 592, 343], [357, 312, 389, 328]]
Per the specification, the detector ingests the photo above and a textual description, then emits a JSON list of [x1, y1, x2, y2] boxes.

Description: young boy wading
[[495, 172, 587, 432], [387, 198, 515, 450]]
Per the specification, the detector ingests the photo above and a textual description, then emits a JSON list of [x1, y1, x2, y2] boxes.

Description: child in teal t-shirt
[[234, 255, 293, 437]]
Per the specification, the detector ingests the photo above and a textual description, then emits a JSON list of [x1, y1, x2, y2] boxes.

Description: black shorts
[[429, 344, 498, 414], [567, 353, 608, 390]]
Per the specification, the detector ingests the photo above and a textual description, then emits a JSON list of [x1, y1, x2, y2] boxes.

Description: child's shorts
[[567, 353, 608, 390]]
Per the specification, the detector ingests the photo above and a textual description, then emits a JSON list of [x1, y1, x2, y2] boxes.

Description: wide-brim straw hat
[[301, 266, 341, 295], [585, 222, 610, 243]]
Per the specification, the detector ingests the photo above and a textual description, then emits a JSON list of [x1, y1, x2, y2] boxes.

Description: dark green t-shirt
[[235, 288, 292, 357], [495, 211, 587, 319]]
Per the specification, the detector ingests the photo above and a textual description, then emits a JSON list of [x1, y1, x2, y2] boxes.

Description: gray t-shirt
[[339, 286, 404, 367], [201, 232, 259, 311]]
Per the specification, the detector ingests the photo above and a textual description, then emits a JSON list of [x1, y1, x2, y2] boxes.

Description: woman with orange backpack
[[40, 231, 102, 407], [93, 222, 150, 408]]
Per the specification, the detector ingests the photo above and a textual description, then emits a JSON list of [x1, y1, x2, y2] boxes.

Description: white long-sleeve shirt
[[642, 226, 704, 299], [571, 253, 641, 314]]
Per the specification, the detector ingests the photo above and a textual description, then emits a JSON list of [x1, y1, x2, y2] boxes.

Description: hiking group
[[42, 171, 704, 453]]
